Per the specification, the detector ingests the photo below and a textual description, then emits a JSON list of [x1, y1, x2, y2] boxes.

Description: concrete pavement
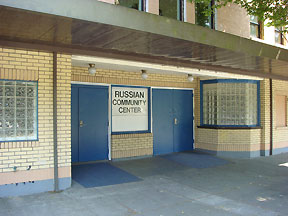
[[1, 152, 288, 216]]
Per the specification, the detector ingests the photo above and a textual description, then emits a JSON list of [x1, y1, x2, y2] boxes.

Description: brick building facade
[[0, 0, 288, 197]]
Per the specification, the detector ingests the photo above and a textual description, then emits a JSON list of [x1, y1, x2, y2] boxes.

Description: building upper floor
[[1, 0, 287, 81], [98, 0, 287, 48]]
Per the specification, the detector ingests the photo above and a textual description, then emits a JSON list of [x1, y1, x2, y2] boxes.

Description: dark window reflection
[[196, 1, 214, 29], [159, 0, 178, 20], [119, 0, 142, 10]]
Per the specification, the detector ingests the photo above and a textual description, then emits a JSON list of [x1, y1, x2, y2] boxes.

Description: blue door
[[153, 89, 193, 155], [152, 89, 174, 155], [173, 90, 193, 152], [71, 85, 109, 162]]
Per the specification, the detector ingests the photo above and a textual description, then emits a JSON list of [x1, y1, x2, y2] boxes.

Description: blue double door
[[71, 85, 109, 163], [153, 89, 194, 155]]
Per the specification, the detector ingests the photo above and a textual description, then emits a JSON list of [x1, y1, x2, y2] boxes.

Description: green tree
[[193, 0, 288, 32]]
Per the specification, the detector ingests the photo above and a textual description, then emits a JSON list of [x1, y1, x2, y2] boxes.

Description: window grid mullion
[[14, 82, 16, 138], [25, 83, 28, 139], [3, 82, 6, 141]]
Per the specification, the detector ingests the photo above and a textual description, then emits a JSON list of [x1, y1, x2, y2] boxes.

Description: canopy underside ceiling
[[0, 0, 287, 80]]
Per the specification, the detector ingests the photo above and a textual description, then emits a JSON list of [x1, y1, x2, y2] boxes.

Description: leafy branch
[[192, 0, 288, 32]]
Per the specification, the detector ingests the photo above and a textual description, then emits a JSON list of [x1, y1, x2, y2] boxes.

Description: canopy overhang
[[0, 0, 287, 80]]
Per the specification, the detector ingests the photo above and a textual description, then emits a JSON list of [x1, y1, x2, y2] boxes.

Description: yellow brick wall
[[272, 80, 288, 151], [0, 47, 71, 176], [195, 128, 218, 151], [56, 54, 72, 167], [112, 133, 153, 159], [195, 78, 288, 156], [196, 128, 261, 152], [72, 66, 196, 159], [217, 129, 261, 152], [260, 79, 271, 153]]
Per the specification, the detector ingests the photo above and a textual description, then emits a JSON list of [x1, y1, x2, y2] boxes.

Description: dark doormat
[[161, 152, 229, 168], [72, 163, 141, 188]]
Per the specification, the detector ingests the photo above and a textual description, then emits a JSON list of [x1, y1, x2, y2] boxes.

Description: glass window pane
[[159, 0, 178, 19], [250, 24, 259, 38], [27, 86, 36, 97], [16, 130, 26, 137], [5, 86, 15, 96], [4, 109, 15, 119], [27, 109, 35, 118], [27, 119, 34, 130], [250, 15, 258, 23], [16, 98, 26, 108], [27, 130, 34, 137], [5, 119, 15, 130], [16, 119, 26, 130], [16, 86, 26, 97], [119, 0, 139, 10], [275, 31, 282, 44], [5, 98, 15, 108], [27, 98, 35, 108], [5, 129, 14, 137], [16, 109, 26, 119], [196, 2, 212, 28]]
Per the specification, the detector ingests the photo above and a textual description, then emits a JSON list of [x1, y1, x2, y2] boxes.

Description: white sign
[[112, 86, 148, 132]]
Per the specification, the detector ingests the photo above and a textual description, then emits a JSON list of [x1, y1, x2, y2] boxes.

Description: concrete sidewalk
[[1, 152, 288, 216]]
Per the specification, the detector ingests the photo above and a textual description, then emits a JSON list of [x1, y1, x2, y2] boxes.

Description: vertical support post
[[53, 52, 59, 191], [269, 78, 273, 156]]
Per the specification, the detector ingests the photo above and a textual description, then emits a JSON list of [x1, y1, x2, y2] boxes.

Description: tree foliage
[[193, 0, 288, 31]]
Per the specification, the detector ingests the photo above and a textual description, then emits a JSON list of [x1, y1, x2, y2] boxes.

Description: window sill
[[197, 126, 262, 130], [0, 140, 39, 149], [112, 133, 153, 138], [250, 37, 288, 50]]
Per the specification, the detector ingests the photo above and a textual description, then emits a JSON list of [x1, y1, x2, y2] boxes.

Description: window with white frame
[[201, 80, 260, 127], [0, 80, 38, 141], [111, 85, 150, 133]]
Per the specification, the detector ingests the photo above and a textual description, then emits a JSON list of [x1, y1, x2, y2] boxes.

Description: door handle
[[174, 118, 178, 125], [80, 120, 84, 127]]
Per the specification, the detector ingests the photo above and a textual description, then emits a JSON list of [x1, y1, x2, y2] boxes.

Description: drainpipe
[[269, 78, 273, 156], [53, 52, 59, 191]]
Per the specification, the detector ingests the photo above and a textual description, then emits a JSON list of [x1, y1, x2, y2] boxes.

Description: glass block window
[[0, 80, 38, 141], [201, 80, 260, 127]]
